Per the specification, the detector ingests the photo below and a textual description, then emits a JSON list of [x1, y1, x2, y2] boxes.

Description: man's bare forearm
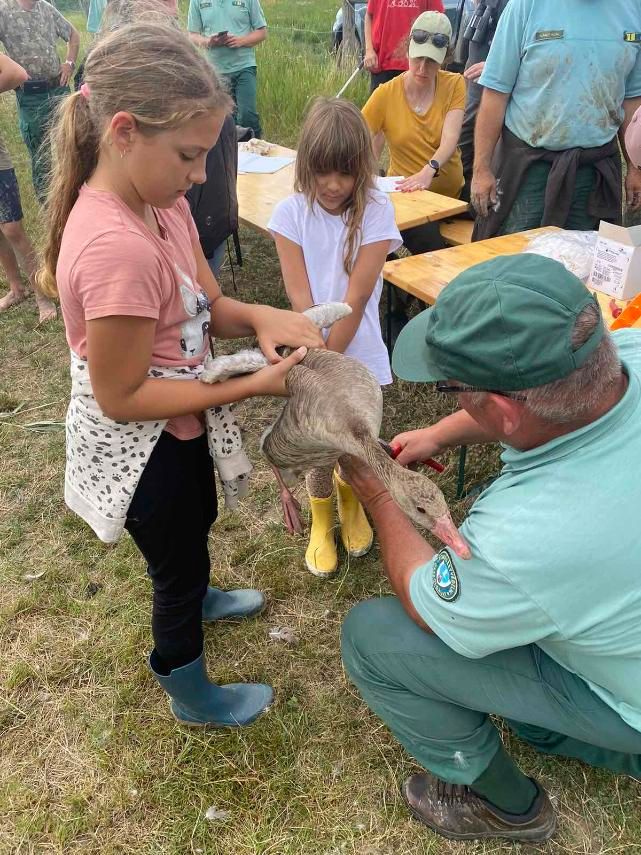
[[364, 12, 373, 52], [189, 30, 210, 48], [473, 88, 509, 172], [66, 27, 80, 64], [363, 493, 434, 631], [431, 409, 495, 450], [242, 27, 266, 46], [620, 96, 641, 165]]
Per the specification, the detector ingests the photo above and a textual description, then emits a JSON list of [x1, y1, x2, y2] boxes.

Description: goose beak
[[432, 513, 472, 560]]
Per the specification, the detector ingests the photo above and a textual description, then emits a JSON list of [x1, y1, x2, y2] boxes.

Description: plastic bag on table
[[525, 229, 630, 328], [524, 230, 598, 283]]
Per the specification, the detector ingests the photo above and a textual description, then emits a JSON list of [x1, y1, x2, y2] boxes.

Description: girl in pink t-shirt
[[38, 21, 323, 729]]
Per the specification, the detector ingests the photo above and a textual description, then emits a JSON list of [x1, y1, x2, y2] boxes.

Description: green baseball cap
[[391, 254, 604, 391]]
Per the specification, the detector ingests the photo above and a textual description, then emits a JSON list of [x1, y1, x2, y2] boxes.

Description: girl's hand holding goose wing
[[251, 347, 308, 397], [252, 306, 325, 363]]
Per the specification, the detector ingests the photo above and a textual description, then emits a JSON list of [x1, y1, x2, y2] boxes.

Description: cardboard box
[[589, 222, 641, 300]]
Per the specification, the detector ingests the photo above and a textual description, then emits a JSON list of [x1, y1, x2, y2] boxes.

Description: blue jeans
[[207, 241, 227, 278]]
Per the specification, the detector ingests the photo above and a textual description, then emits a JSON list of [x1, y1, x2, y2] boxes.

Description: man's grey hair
[[470, 303, 621, 423]]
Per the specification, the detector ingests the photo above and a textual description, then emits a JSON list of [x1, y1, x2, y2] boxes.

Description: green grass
[[1, 2, 641, 853], [258, 0, 370, 145]]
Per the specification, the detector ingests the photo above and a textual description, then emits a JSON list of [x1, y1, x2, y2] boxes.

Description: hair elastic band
[[80, 82, 91, 100]]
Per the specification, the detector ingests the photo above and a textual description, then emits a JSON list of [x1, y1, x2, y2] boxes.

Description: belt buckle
[[21, 78, 48, 95]]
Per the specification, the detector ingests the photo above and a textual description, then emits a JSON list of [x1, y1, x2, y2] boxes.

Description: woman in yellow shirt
[[362, 10, 465, 254], [362, 10, 465, 340]]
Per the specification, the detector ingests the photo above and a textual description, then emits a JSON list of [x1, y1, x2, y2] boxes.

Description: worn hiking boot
[[402, 772, 556, 842]]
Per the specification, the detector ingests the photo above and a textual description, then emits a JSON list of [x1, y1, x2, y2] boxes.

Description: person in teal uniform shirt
[[340, 254, 641, 843], [86, 0, 106, 34], [188, 0, 266, 137], [471, 0, 641, 237]]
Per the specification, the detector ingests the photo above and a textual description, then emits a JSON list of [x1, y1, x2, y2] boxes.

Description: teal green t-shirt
[[410, 330, 641, 733], [479, 0, 641, 150], [86, 0, 106, 33], [187, 0, 266, 75]]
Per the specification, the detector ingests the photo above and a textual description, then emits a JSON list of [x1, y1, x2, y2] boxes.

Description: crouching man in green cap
[[340, 253, 641, 843]]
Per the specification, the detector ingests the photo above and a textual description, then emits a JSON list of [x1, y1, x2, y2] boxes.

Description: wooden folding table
[[236, 145, 469, 235], [383, 227, 560, 305]]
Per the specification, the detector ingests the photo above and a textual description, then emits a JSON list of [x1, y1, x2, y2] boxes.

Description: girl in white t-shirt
[[268, 97, 402, 578]]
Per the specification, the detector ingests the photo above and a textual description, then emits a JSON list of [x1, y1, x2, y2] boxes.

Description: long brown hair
[[38, 21, 231, 298], [295, 97, 376, 275]]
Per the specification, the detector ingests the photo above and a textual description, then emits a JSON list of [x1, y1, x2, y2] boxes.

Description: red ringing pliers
[[380, 440, 446, 474]]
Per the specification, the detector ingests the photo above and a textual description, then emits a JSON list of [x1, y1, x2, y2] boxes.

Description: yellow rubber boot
[[334, 471, 373, 558], [305, 495, 338, 578]]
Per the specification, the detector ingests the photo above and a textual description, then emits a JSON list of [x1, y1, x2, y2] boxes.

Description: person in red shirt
[[364, 0, 444, 92]]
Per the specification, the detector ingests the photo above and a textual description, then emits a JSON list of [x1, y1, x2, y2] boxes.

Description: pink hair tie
[[80, 82, 91, 100]]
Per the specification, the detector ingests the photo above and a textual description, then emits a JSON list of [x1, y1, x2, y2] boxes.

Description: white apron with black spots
[[65, 352, 252, 544]]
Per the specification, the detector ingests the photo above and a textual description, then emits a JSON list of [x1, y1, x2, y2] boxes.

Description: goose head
[[386, 465, 471, 559]]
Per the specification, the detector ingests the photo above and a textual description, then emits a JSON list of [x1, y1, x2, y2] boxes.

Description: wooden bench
[[439, 218, 474, 246]]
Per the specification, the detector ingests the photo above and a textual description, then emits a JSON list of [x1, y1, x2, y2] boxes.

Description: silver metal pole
[[335, 60, 364, 98]]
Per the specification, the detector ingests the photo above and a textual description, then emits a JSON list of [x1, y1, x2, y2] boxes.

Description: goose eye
[[416, 506, 426, 514]]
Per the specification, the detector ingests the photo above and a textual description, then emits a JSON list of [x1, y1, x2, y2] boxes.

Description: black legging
[[125, 431, 217, 672]]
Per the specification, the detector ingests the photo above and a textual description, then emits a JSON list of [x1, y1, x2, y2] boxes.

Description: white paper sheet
[[589, 237, 635, 298], [238, 151, 295, 174], [375, 175, 405, 193]]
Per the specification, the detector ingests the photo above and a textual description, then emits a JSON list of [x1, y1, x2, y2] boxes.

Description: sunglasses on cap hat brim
[[411, 30, 450, 49]]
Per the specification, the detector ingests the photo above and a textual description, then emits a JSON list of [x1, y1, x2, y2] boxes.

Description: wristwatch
[[63, 59, 76, 69], [428, 159, 440, 177]]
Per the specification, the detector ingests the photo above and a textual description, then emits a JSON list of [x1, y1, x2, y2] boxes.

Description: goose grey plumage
[[201, 303, 470, 558]]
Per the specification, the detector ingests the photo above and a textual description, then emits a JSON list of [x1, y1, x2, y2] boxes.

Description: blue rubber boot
[[150, 651, 274, 727], [202, 586, 265, 622]]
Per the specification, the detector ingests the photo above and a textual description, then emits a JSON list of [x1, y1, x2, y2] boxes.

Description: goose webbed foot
[[270, 464, 304, 534], [280, 486, 304, 535]]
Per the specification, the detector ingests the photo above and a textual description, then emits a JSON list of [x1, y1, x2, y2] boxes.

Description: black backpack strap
[[232, 229, 242, 267]]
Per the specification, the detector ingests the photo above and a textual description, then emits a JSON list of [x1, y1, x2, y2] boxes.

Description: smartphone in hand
[[208, 30, 228, 47]]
